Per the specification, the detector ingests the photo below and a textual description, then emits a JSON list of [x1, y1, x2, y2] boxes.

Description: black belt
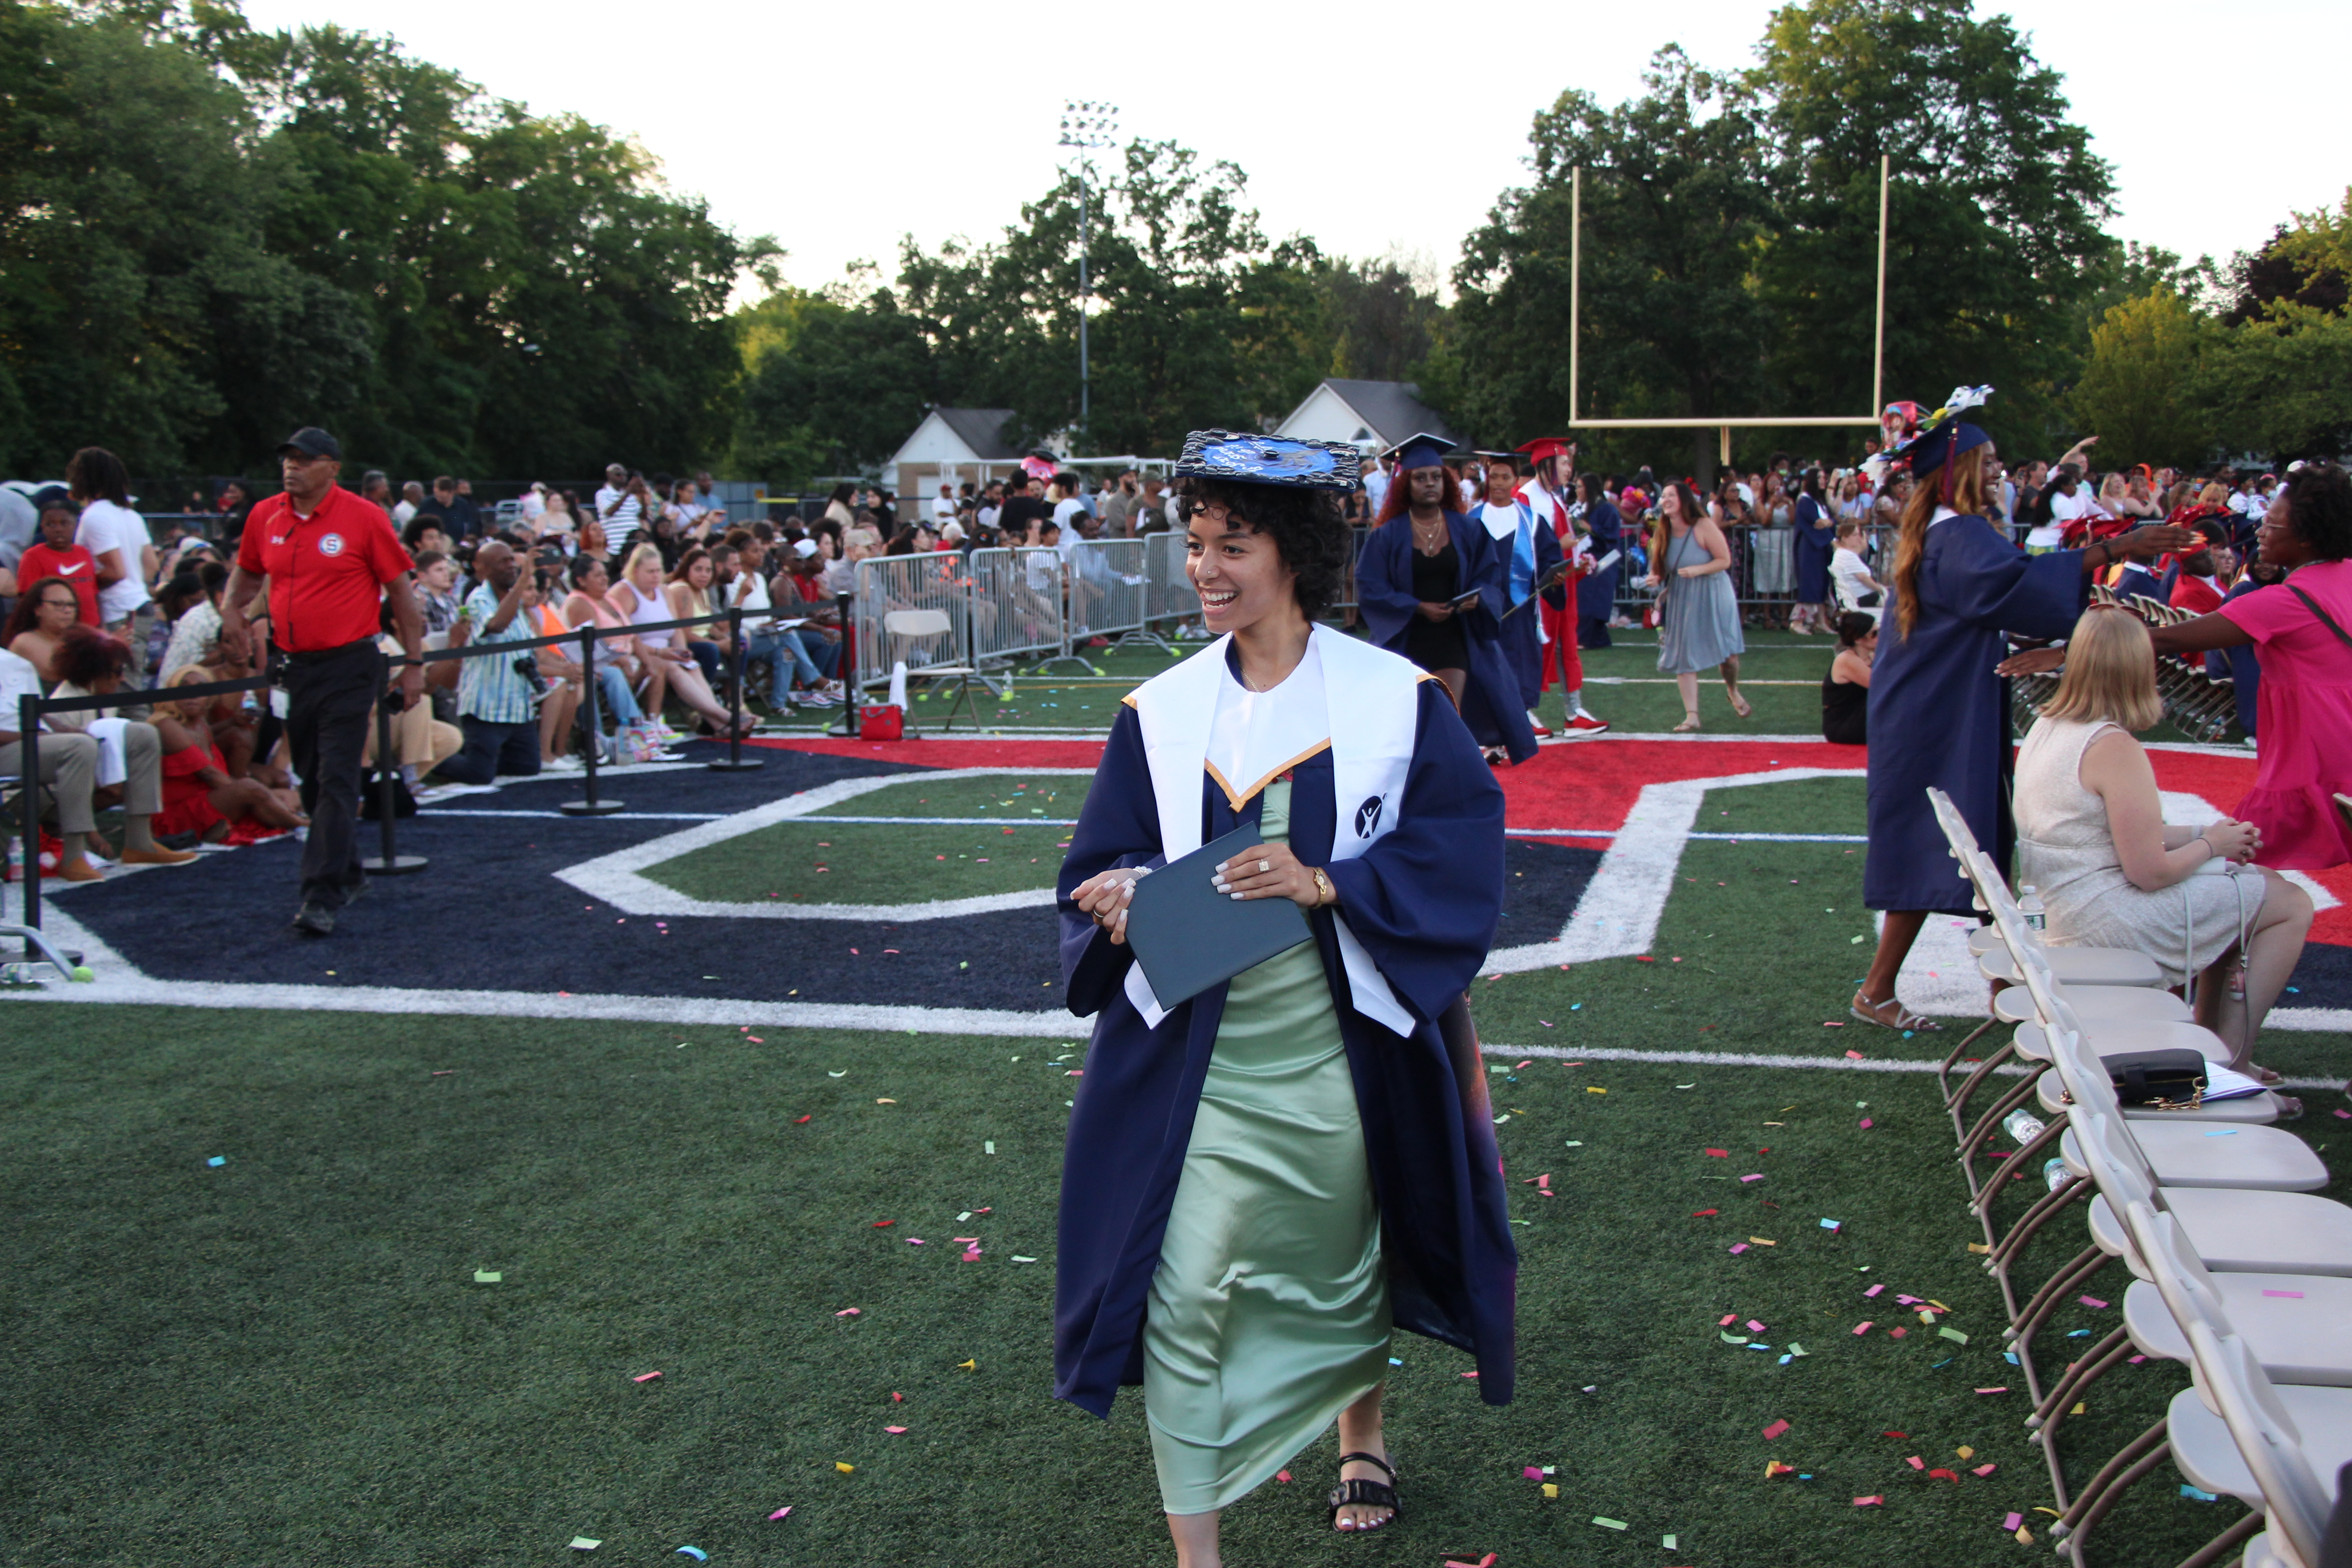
[[281, 637, 380, 666]]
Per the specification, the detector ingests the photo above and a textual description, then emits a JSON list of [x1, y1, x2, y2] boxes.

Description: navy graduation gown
[[1575, 500, 1623, 647], [1053, 685, 1515, 1418], [1472, 503, 1568, 710], [1864, 514, 2088, 915], [1793, 495, 1835, 602], [1356, 514, 1539, 763]]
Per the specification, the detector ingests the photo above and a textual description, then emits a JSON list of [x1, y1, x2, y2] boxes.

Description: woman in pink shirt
[[2146, 464, 2352, 870]]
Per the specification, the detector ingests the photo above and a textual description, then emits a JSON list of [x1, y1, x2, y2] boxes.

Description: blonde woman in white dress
[[2014, 607, 2313, 1086]]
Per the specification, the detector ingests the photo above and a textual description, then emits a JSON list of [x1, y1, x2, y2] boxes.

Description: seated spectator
[[160, 562, 237, 682], [1, 627, 196, 877], [2167, 513, 2234, 615], [402, 516, 452, 558], [665, 546, 728, 687], [414, 550, 462, 639], [15, 490, 101, 625], [435, 540, 547, 785], [1828, 517, 1882, 612], [520, 567, 584, 770], [612, 542, 748, 737], [1821, 611, 1875, 746], [2014, 607, 2312, 1086], [561, 553, 670, 761], [4, 576, 82, 681], [147, 667, 308, 844]]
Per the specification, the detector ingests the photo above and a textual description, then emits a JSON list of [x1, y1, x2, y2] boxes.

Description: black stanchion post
[[707, 605, 762, 773], [362, 650, 427, 875], [16, 692, 40, 936], [825, 591, 859, 738], [562, 622, 624, 816]]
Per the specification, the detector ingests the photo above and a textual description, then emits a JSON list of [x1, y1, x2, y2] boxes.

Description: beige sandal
[[1672, 712, 1702, 733], [1850, 990, 1941, 1032]]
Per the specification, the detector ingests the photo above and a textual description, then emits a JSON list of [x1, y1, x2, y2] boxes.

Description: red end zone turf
[[757, 734, 2351, 946]]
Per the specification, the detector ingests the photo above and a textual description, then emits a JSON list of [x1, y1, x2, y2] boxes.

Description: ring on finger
[[1258, 859, 1270, 874]]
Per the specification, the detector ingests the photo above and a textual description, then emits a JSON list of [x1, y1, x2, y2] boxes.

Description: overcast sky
[[244, 0, 2350, 298]]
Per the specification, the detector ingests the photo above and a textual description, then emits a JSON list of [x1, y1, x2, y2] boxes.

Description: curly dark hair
[[1172, 476, 1350, 620], [54, 624, 132, 688], [2281, 463, 2351, 562]]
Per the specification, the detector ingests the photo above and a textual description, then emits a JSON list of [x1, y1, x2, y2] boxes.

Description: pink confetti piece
[[2262, 1289, 2305, 1299], [1762, 1419, 1790, 1440], [1444, 1556, 1498, 1568], [1864, 1284, 1885, 1298], [2003, 1511, 2023, 1531], [1844, 1049, 1864, 1060], [1974, 1387, 2010, 1395], [1720, 1313, 1739, 1326], [1904, 1455, 1924, 1470], [1704, 1147, 1730, 1157], [1276, 1470, 1291, 1483], [1888, 1327, 1907, 1338], [1747, 1319, 1767, 1333], [1852, 1321, 1874, 1335], [431, 1069, 459, 1077], [834, 1308, 861, 1317], [1740, 1173, 1764, 1183], [1896, 1295, 1921, 1305], [1461, 1371, 1479, 1379], [2333, 1107, 2352, 1119], [2128, 1354, 2147, 1364], [883, 1426, 907, 1434], [2078, 1296, 2108, 1309], [1859, 1117, 1873, 1128], [1523, 1466, 1544, 1479], [746, 1036, 764, 1044], [634, 1371, 662, 1382], [1853, 1495, 1882, 1507], [1974, 1464, 1997, 1477], [1929, 1468, 1961, 1483], [906, 1238, 925, 1245], [768, 1505, 793, 1519], [1730, 1243, 1750, 1254]]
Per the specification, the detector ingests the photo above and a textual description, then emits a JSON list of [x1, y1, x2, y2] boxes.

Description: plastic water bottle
[[2018, 884, 2047, 932], [2002, 1109, 2046, 1146], [2043, 1157, 2071, 1192]]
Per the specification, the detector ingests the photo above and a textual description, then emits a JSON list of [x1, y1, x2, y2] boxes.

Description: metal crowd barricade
[[1143, 530, 1198, 635], [1067, 538, 1159, 651], [968, 547, 1066, 671], [851, 553, 970, 694]]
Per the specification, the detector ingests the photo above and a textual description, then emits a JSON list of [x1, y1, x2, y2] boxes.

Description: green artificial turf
[[640, 773, 1090, 906], [10, 794, 2346, 1567]]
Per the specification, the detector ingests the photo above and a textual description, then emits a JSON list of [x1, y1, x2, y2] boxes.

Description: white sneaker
[[543, 755, 585, 772]]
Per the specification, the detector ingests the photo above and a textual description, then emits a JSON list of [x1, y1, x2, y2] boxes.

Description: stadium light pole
[[1058, 101, 1118, 439]]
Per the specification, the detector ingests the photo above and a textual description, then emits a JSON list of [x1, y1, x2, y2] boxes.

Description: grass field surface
[[4, 626, 2332, 1567]]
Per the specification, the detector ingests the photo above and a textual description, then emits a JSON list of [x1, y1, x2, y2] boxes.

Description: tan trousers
[[0, 720, 163, 833]]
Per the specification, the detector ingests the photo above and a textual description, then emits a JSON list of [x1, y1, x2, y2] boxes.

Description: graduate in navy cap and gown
[[1055, 429, 1515, 1568], [1573, 470, 1625, 650], [1853, 388, 2193, 1031], [1353, 434, 1539, 764], [1467, 448, 1569, 737]]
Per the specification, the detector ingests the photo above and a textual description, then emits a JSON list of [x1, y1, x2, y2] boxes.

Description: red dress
[[153, 741, 226, 838]]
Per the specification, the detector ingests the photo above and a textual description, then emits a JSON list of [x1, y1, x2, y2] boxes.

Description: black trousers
[[283, 638, 380, 907], [436, 716, 541, 785]]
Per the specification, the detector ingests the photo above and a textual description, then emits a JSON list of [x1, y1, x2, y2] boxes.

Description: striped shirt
[[457, 583, 539, 724], [595, 485, 642, 555]]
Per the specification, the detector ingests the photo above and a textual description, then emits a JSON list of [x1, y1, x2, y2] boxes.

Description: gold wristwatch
[[1311, 867, 1333, 906]]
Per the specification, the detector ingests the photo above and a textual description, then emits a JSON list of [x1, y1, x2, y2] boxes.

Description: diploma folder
[[1124, 825, 1314, 1009]]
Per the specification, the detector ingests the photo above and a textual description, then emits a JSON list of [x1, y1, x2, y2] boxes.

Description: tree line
[[6, 0, 2345, 499]]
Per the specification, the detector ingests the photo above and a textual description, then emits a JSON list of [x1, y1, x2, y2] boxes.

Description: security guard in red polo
[[221, 427, 424, 936]]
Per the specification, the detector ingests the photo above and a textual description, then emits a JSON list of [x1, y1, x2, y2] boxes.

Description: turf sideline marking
[[556, 767, 1092, 922]]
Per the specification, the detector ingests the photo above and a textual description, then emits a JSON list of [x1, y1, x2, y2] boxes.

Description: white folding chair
[[880, 608, 979, 735], [2178, 1322, 2347, 1568]]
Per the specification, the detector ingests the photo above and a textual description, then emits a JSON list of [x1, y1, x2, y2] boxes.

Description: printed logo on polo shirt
[[318, 533, 346, 557]]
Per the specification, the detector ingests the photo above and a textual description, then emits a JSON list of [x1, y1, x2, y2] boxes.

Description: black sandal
[[1327, 1450, 1399, 1532]]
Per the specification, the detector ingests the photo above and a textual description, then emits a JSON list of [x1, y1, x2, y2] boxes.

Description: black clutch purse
[[2102, 1049, 2208, 1109]]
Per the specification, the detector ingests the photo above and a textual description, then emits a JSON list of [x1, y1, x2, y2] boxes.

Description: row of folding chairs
[[1924, 787, 2345, 1565]]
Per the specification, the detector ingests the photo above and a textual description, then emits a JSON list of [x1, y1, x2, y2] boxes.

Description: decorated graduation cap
[[1884, 385, 1995, 475], [1382, 432, 1457, 472], [1174, 430, 1360, 491], [1515, 436, 1574, 466]]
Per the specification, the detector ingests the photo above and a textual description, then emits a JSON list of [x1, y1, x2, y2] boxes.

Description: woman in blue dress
[[1056, 431, 1515, 1568], [1791, 467, 1837, 634], [1853, 390, 2190, 1030], [1641, 480, 1749, 730]]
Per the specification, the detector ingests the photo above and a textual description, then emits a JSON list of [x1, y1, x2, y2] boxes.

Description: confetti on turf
[[1704, 1147, 1728, 1157], [207, 1156, 225, 1167], [1276, 1470, 1291, 1483], [1865, 1284, 1885, 1297], [1931, 1467, 1962, 1482], [1764, 1460, 1796, 1479], [957, 1359, 976, 1370], [1853, 1322, 1874, 1335], [1820, 1218, 1842, 1231], [834, 1308, 860, 1317], [836, 1462, 854, 1473], [1730, 1244, 1749, 1254], [473, 1270, 501, 1284], [1973, 1463, 1997, 1476], [1543, 1482, 1558, 1498], [569, 1537, 601, 1550], [1858, 1117, 1874, 1129], [1940, 1327, 1970, 1343], [1740, 1173, 1764, 1183], [676, 1550, 707, 1562], [1853, 1495, 1882, 1507], [1974, 1387, 2009, 1395], [1592, 1516, 1628, 1530], [2078, 1295, 2108, 1309], [2004, 1511, 2023, 1531], [884, 1426, 907, 1434], [2181, 1485, 2218, 1501], [1443, 1556, 1497, 1568], [1692, 1208, 1718, 1217], [633, 1371, 662, 1382], [1762, 1419, 1790, 1440], [768, 1506, 793, 1520]]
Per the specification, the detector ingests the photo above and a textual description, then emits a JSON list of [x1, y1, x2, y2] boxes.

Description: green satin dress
[[1143, 780, 1392, 1515]]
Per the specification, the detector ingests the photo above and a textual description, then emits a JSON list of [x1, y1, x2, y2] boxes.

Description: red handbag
[[858, 704, 904, 741]]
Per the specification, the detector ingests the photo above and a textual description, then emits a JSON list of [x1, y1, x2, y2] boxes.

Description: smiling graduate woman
[[1053, 431, 1517, 1568]]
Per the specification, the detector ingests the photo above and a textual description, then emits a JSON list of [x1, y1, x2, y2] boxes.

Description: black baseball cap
[[277, 427, 342, 461]]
